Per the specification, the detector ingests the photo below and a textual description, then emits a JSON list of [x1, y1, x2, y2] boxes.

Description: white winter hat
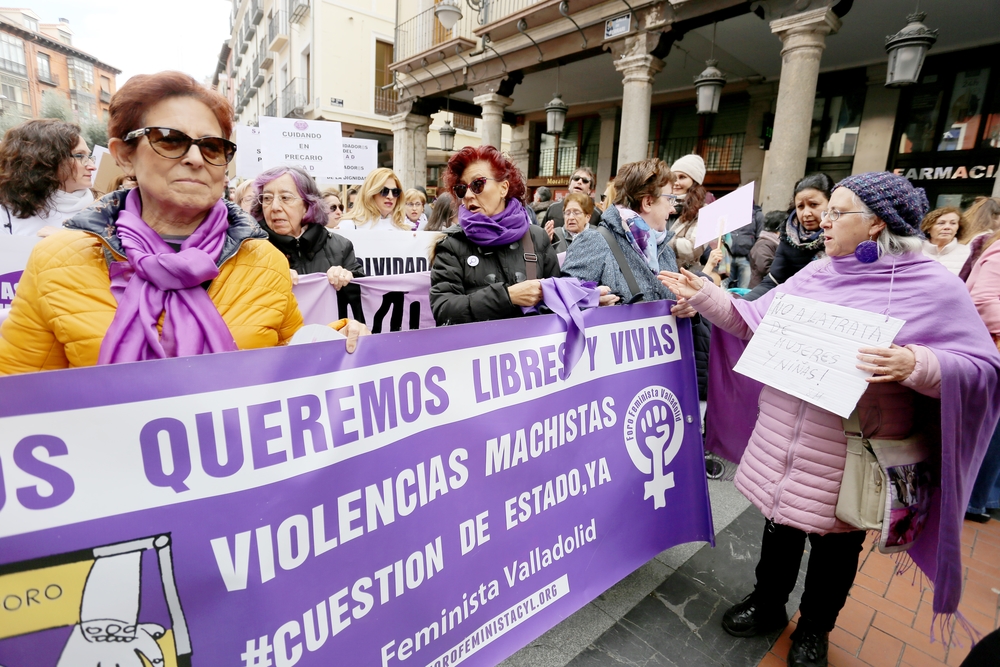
[[670, 154, 706, 185]]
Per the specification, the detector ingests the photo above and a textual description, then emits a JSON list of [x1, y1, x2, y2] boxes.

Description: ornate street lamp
[[545, 93, 568, 135], [694, 59, 726, 115], [434, 0, 463, 31], [438, 119, 457, 152], [885, 12, 938, 87]]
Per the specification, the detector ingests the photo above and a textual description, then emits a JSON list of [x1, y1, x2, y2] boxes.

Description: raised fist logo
[[624, 387, 685, 509]]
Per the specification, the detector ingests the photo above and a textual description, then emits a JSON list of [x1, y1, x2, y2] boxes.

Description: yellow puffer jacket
[[0, 193, 303, 375]]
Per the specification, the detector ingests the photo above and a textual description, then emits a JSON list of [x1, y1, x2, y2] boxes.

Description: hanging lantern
[[545, 93, 568, 135], [694, 59, 726, 115], [885, 12, 938, 87], [438, 119, 457, 152], [434, 0, 463, 31]]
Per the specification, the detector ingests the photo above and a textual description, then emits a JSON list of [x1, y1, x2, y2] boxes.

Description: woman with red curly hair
[[0, 119, 96, 237], [430, 146, 561, 325]]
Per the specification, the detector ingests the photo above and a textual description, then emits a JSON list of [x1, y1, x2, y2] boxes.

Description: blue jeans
[[730, 256, 752, 290], [968, 417, 1000, 513]]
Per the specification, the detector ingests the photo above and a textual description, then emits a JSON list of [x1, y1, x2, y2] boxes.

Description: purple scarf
[[458, 199, 530, 247], [98, 190, 238, 364], [522, 277, 600, 377], [705, 251, 1000, 618]]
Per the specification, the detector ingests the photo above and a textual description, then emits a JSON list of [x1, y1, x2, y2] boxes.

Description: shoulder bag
[[835, 409, 932, 553]]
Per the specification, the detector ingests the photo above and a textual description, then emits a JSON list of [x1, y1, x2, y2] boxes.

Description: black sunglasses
[[571, 175, 592, 185], [453, 177, 499, 199], [124, 127, 237, 166], [379, 187, 402, 198], [327, 203, 344, 212]]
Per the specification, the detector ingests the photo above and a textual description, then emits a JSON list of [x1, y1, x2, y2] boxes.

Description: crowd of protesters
[[1, 70, 1000, 667]]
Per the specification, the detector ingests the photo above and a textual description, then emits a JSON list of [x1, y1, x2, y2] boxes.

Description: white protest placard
[[694, 181, 756, 248], [90, 145, 110, 186], [733, 293, 905, 418], [333, 229, 442, 276], [235, 124, 262, 180], [259, 116, 345, 182], [340, 138, 379, 183]]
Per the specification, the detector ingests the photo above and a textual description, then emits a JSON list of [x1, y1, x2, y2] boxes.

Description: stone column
[[611, 33, 663, 167], [740, 82, 777, 198], [509, 122, 531, 176], [851, 64, 902, 175], [390, 106, 430, 190], [759, 8, 841, 211], [473, 92, 513, 149], [596, 107, 619, 191]]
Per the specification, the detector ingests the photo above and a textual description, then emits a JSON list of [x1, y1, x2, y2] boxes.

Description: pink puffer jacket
[[691, 281, 941, 534]]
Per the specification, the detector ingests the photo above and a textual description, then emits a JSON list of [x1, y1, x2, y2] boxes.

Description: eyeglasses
[[379, 187, 402, 198], [453, 177, 499, 199], [821, 209, 866, 222], [327, 203, 344, 212], [124, 127, 237, 166], [659, 194, 678, 205], [258, 193, 303, 207], [571, 175, 592, 185], [564, 208, 586, 218], [70, 152, 95, 165], [404, 201, 424, 208], [240, 195, 256, 205]]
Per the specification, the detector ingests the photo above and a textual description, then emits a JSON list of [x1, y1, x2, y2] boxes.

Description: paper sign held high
[[694, 181, 756, 248]]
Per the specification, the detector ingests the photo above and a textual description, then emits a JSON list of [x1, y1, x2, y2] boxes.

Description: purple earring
[[855, 233, 879, 264]]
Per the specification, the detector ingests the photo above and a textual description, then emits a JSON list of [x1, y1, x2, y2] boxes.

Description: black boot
[[788, 625, 828, 667], [721, 594, 788, 637]]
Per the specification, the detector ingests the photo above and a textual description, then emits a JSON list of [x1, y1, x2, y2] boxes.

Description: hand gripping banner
[[0, 302, 713, 667]]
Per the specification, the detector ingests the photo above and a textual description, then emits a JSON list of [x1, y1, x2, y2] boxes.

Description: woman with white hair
[[661, 172, 1000, 667]]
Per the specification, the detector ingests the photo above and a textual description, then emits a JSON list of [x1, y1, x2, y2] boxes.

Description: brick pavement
[[759, 518, 1000, 667]]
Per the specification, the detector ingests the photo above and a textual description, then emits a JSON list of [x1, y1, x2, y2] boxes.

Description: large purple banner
[[0, 302, 713, 667]]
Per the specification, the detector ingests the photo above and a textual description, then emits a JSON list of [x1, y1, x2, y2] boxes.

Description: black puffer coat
[[430, 224, 560, 325], [263, 222, 366, 316], [745, 213, 824, 301]]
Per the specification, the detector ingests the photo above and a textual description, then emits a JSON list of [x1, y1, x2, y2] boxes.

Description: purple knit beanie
[[834, 172, 929, 237]]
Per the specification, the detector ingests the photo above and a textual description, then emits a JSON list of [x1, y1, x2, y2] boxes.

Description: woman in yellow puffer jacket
[[0, 71, 361, 375]]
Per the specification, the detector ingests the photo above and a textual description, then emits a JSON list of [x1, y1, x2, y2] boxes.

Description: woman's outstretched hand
[[658, 268, 705, 300]]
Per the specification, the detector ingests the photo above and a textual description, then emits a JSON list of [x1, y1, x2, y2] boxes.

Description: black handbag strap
[[522, 229, 537, 280], [598, 226, 642, 301]]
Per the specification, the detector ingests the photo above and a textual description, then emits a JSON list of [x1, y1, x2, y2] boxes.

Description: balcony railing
[[375, 86, 397, 117], [651, 133, 746, 172], [394, 5, 477, 64], [0, 99, 32, 119], [0, 58, 26, 76], [265, 98, 277, 117], [38, 71, 59, 86], [289, 0, 309, 24], [281, 78, 307, 117], [100, 90, 111, 103], [268, 11, 289, 52], [538, 144, 599, 178], [250, 0, 263, 24], [476, 0, 539, 26], [259, 38, 273, 68]]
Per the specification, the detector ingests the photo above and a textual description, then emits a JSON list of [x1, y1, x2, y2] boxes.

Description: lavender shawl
[[458, 199, 531, 247], [98, 190, 238, 363], [705, 251, 1000, 617]]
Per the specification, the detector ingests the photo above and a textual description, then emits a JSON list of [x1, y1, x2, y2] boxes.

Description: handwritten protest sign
[[734, 293, 905, 418], [0, 303, 712, 667], [259, 116, 345, 182], [694, 182, 756, 248]]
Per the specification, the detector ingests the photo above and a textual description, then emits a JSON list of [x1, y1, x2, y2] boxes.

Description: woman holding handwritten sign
[[660, 172, 1000, 667]]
